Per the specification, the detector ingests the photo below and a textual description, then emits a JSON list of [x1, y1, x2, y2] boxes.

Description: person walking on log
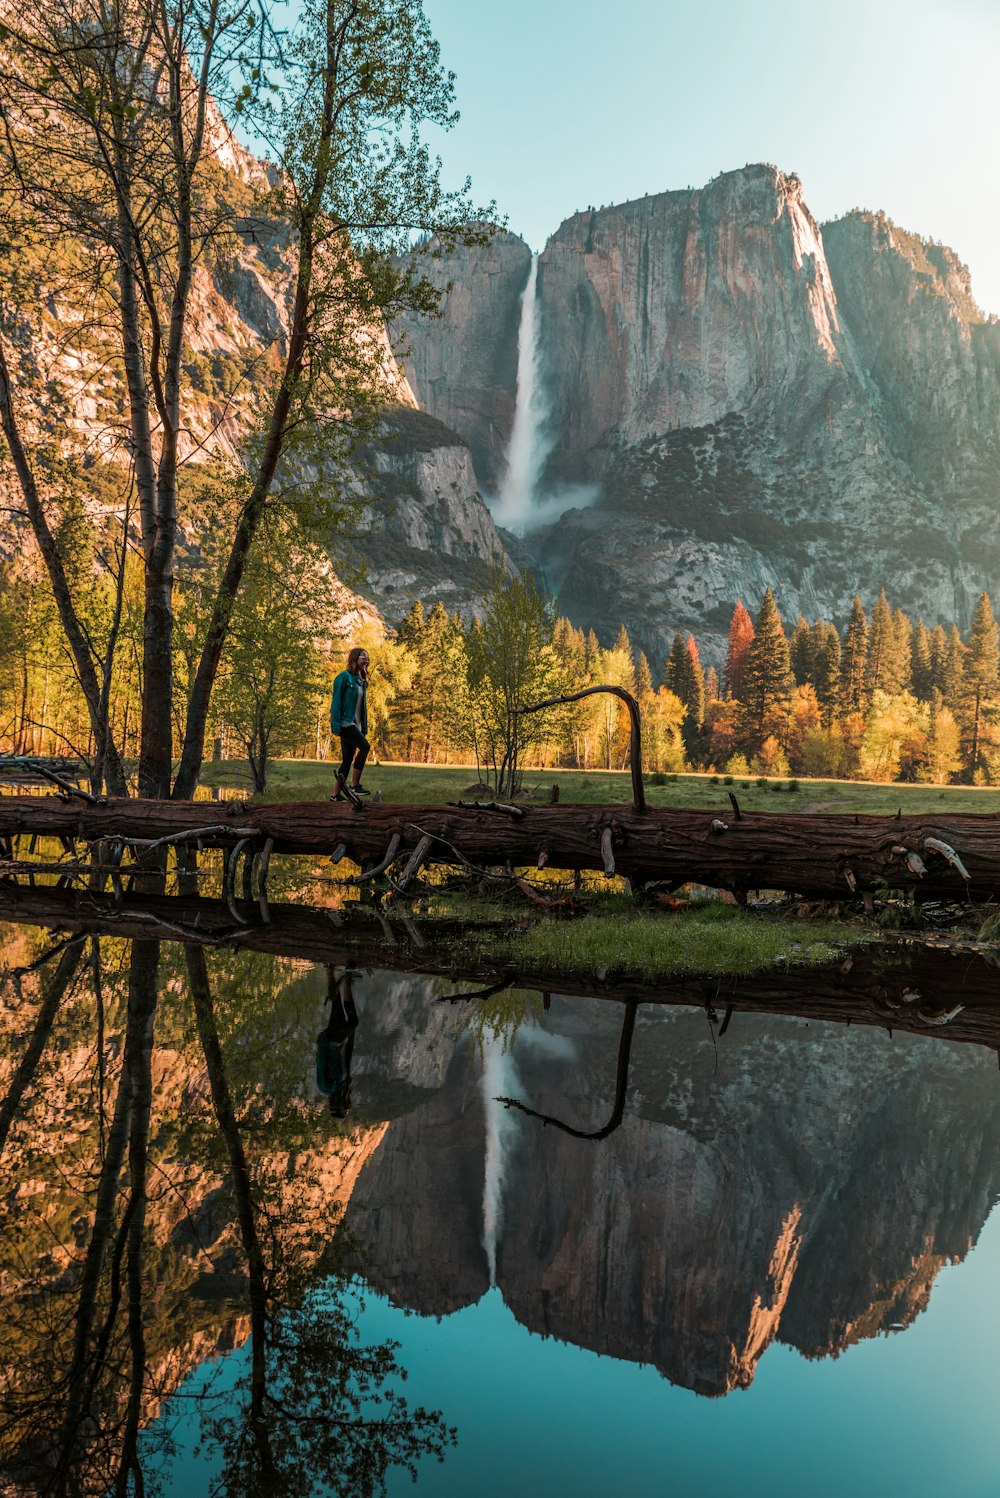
[[330, 647, 372, 801]]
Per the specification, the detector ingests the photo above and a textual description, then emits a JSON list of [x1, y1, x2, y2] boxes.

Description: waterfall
[[493, 254, 553, 534], [480, 1037, 517, 1287], [492, 252, 597, 533]]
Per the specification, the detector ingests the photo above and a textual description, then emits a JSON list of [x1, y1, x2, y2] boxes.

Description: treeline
[[366, 584, 1000, 786], [3, 541, 999, 787]]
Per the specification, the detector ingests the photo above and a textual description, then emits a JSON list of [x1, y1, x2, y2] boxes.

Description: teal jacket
[[330, 670, 368, 735]]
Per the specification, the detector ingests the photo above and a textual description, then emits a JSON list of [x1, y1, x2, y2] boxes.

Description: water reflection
[[2, 892, 1000, 1490], [0, 933, 451, 1495]]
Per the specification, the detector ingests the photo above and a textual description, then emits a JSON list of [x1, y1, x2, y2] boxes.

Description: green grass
[[200, 757, 1000, 816], [476, 900, 858, 980]]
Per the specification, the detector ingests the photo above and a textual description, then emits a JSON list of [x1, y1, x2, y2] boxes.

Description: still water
[[2, 917, 1000, 1495]]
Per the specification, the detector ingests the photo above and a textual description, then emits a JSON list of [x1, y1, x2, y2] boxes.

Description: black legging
[[337, 724, 370, 782]]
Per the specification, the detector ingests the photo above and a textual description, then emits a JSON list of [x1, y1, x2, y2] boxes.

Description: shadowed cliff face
[[390, 231, 533, 491], [346, 992, 1000, 1398], [396, 164, 1000, 662]]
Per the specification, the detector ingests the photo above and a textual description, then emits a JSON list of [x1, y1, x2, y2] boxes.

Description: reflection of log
[[6, 792, 1000, 900], [3, 882, 1000, 1056]]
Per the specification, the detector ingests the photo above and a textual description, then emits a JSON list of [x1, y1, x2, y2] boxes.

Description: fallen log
[[3, 882, 1000, 1056], [3, 791, 1000, 901]]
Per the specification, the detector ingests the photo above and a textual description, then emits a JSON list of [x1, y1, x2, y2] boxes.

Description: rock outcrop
[[390, 230, 532, 490]]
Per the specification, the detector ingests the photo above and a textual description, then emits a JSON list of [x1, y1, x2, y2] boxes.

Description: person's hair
[[347, 647, 368, 675]]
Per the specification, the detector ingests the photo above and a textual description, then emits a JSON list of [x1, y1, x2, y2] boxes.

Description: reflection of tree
[[0, 935, 453, 1494], [185, 943, 454, 1495], [499, 1001, 638, 1140]]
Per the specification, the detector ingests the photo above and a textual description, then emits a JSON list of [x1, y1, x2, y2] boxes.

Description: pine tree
[[635, 651, 654, 698], [911, 618, 934, 700], [929, 623, 949, 694], [840, 596, 868, 715], [812, 622, 841, 721], [942, 625, 966, 713], [684, 636, 705, 728], [865, 590, 892, 701], [963, 591, 999, 777], [887, 608, 913, 696], [724, 599, 754, 699], [704, 665, 720, 704], [789, 614, 814, 687], [739, 589, 793, 747]]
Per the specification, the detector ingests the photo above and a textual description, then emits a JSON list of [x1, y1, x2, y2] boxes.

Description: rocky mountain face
[[399, 166, 1000, 665], [391, 231, 532, 491], [345, 983, 1000, 1397]]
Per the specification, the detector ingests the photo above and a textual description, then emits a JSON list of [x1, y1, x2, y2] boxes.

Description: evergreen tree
[[865, 590, 892, 701], [911, 618, 934, 700], [723, 599, 754, 699], [942, 625, 966, 713], [789, 614, 814, 687], [739, 589, 793, 747], [635, 651, 654, 698], [704, 665, 720, 704], [839, 596, 868, 715], [963, 591, 999, 777], [812, 622, 841, 721], [929, 623, 949, 695], [888, 608, 913, 696]]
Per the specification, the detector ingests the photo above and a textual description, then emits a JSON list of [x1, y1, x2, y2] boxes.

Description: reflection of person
[[330, 647, 371, 800], [316, 967, 359, 1118]]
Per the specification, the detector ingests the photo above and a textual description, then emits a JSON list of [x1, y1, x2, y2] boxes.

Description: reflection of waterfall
[[493, 255, 553, 534], [481, 1038, 518, 1286]]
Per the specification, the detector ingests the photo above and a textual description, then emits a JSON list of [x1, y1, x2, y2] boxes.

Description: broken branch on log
[[517, 686, 645, 813]]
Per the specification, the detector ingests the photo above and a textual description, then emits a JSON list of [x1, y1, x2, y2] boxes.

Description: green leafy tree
[[0, 0, 489, 799], [465, 559, 561, 798], [214, 520, 328, 793]]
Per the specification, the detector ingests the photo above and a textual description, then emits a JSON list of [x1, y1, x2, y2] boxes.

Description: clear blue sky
[[422, 0, 1000, 315]]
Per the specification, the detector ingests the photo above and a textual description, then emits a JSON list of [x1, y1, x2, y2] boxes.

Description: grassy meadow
[[199, 756, 1000, 816]]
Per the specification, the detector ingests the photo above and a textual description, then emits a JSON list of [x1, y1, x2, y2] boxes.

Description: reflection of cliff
[[346, 988, 1000, 1396]]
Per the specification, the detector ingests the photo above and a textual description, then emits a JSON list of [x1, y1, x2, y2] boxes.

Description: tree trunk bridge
[[2, 790, 1000, 903]]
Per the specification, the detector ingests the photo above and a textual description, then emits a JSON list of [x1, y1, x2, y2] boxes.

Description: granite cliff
[[398, 166, 1000, 664]]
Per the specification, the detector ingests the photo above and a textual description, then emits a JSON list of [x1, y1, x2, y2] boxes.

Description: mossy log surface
[[1, 792, 999, 901]]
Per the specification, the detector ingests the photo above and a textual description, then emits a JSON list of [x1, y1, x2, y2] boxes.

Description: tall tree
[[811, 621, 841, 722], [865, 590, 893, 702], [963, 591, 999, 777], [723, 599, 754, 700], [839, 596, 868, 716], [942, 625, 966, 713], [911, 618, 934, 700], [0, 0, 487, 799], [739, 589, 793, 748], [887, 608, 913, 696], [789, 614, 814, 687]]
